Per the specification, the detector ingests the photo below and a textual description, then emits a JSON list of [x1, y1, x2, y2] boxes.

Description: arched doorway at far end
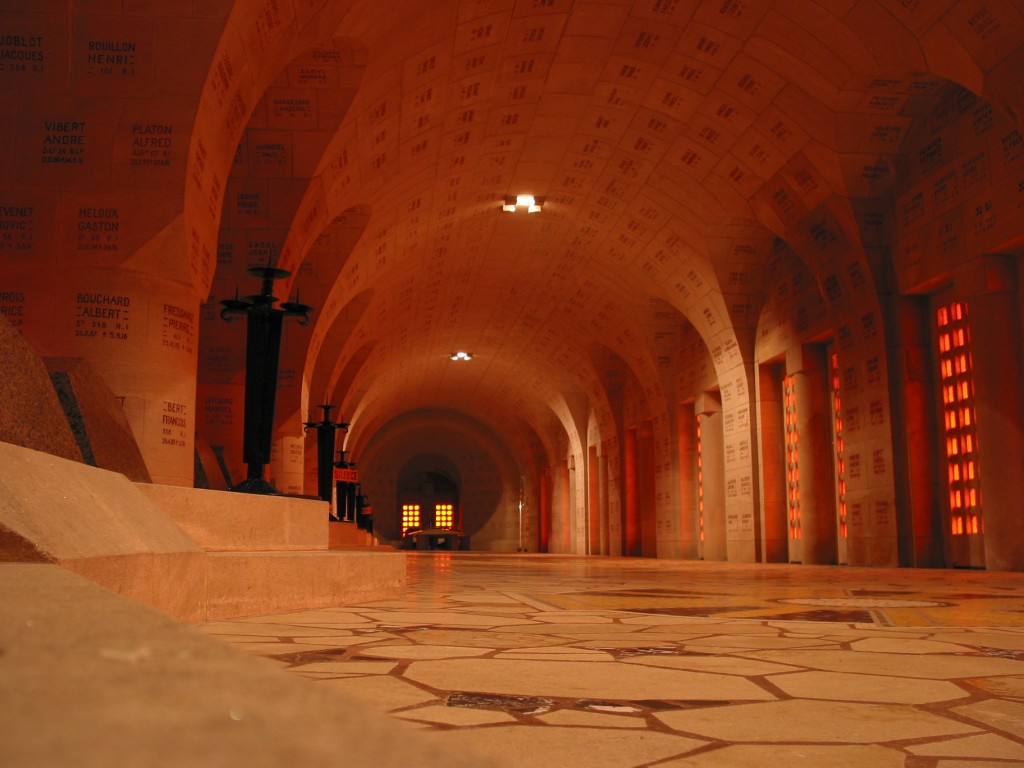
[[397, 460, 463, 550]]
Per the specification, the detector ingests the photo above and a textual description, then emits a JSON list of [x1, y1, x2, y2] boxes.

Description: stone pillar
[[757, 364, 788, 562], [788, 346, 838, 564], [961, 258, 1024, 571], [598, 452, 610, 555], [587, 446, 600, 554], [638, 419, 657, 557], [676, 403, 699, 559], [696, 393, 727, 561], [888, 297, 944, 567], [623, 427, 639, 556]]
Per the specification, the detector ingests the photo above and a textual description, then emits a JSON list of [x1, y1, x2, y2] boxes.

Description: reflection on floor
[[201, 554, 1024, 767]]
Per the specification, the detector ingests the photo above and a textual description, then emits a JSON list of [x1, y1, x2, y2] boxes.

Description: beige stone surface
[[0, 442, 200, 561], [683, 634, 835, 650], [622, 655, 800, 676], [203, 620, 363, 637], [930, 632, 1024, 651], [744, 648, 1024, 679], [315, 675, 439, 712], [409, 628, 569, 648], [951, 700, 1024, 738], [231, 608, 379, 626], [395, 704, 517, 726], [360, 610, 536, 628], [769, 670, 968, 704], [404, 658, 776, 701], [0, 442, 206, 620], [850, 637, 978, 654], [907, 733, 1024, 759], [209, 640, 361, 656], [654, 699, 979, 743], [0, 563, 504, 768], [205, 550, 406, 619], [357, 644, 492, 660], [966, 675, 1024, 699], [138, 483, 329, 551], [64, 550, 207, 624], [436, 725, 707, 768], [657, 744, 907, 767], [496, 647, 615, 661], [327, 520, 375, 548], [537, 709, 649, 728], [293, 660, 398, 676], [200, 555, 1024, 766]]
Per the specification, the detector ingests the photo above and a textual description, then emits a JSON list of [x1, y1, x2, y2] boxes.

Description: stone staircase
[[139, 484, 403, 620], [0, 441, 405, 623]]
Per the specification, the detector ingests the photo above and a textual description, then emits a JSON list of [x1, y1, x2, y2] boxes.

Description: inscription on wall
[[161, 400, 188, 447], [74, 292, 130, 341], [247, 238, 277, 266], [161, 303, 195, 355], [253, 141, 287, 172], [130, 123, 173, 168], [0, 205, 34, 252], [0, 290, 26, 328], [86, 40, 136, 77], [204, 396, 234, 427], [42, 120, 85, 165], [77, 207, 119, 252], [271, 97, 313, 121], [0, 34, 45, 73]]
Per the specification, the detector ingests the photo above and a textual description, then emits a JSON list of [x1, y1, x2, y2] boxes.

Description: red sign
[[333, 468, 359, 483]]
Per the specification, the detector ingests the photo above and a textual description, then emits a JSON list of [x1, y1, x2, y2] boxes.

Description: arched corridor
[[3, 4, 1024, 573]]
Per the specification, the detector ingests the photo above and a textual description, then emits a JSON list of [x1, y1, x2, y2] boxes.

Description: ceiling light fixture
[[502, 194, 544, 213], [450, 351, 473, 361]]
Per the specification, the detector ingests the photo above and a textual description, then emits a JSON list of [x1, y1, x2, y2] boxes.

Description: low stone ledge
[[138, 483, 329, 552], [206, 550, 406, 620]]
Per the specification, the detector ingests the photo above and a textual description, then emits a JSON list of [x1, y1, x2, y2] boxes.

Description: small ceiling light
[[450, 351, 473, 361], [501, 194, 544, 213]]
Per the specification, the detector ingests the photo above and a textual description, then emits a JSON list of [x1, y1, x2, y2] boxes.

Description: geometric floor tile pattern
[[200, 554, 1024, 767]]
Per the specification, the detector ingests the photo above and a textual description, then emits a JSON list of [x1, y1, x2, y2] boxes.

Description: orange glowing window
[[435, 503, 454, 529], [696, 416, 705, 543], [936, 300, 981, 537], [783, 374, 801, 540], [401, 503, 421, 532]]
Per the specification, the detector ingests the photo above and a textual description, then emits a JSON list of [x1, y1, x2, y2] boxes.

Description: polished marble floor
[[201, 554, 1024, 767]]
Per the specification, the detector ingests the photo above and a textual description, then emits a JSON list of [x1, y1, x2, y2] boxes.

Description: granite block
[[46, 357, 151, 482], [0, 318, 81, 463]]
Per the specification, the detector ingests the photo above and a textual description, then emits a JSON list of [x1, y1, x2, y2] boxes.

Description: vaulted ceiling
[[190, 0, 1023, 465]]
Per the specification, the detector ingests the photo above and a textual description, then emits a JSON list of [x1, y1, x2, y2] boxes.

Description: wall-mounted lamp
[[502, 194, 544, 213], [450, 351, 473, 361]]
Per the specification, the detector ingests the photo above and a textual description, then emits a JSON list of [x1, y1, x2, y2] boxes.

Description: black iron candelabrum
[[303, 404, 348, 507], [220, 266, 312, 494]]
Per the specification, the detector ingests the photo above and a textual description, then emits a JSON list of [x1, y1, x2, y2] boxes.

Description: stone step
[[206, 550, 405, 620], [0, 443, 405, 622], [328, 519, 378, 548], [138, 483, 329, 551]]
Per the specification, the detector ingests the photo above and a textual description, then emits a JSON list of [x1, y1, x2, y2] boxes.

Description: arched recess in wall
[[355, 410, 534, 552], [396, 457, 461, 538], [634, 224, 766, 563], [885, 82, 1024, 573]]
